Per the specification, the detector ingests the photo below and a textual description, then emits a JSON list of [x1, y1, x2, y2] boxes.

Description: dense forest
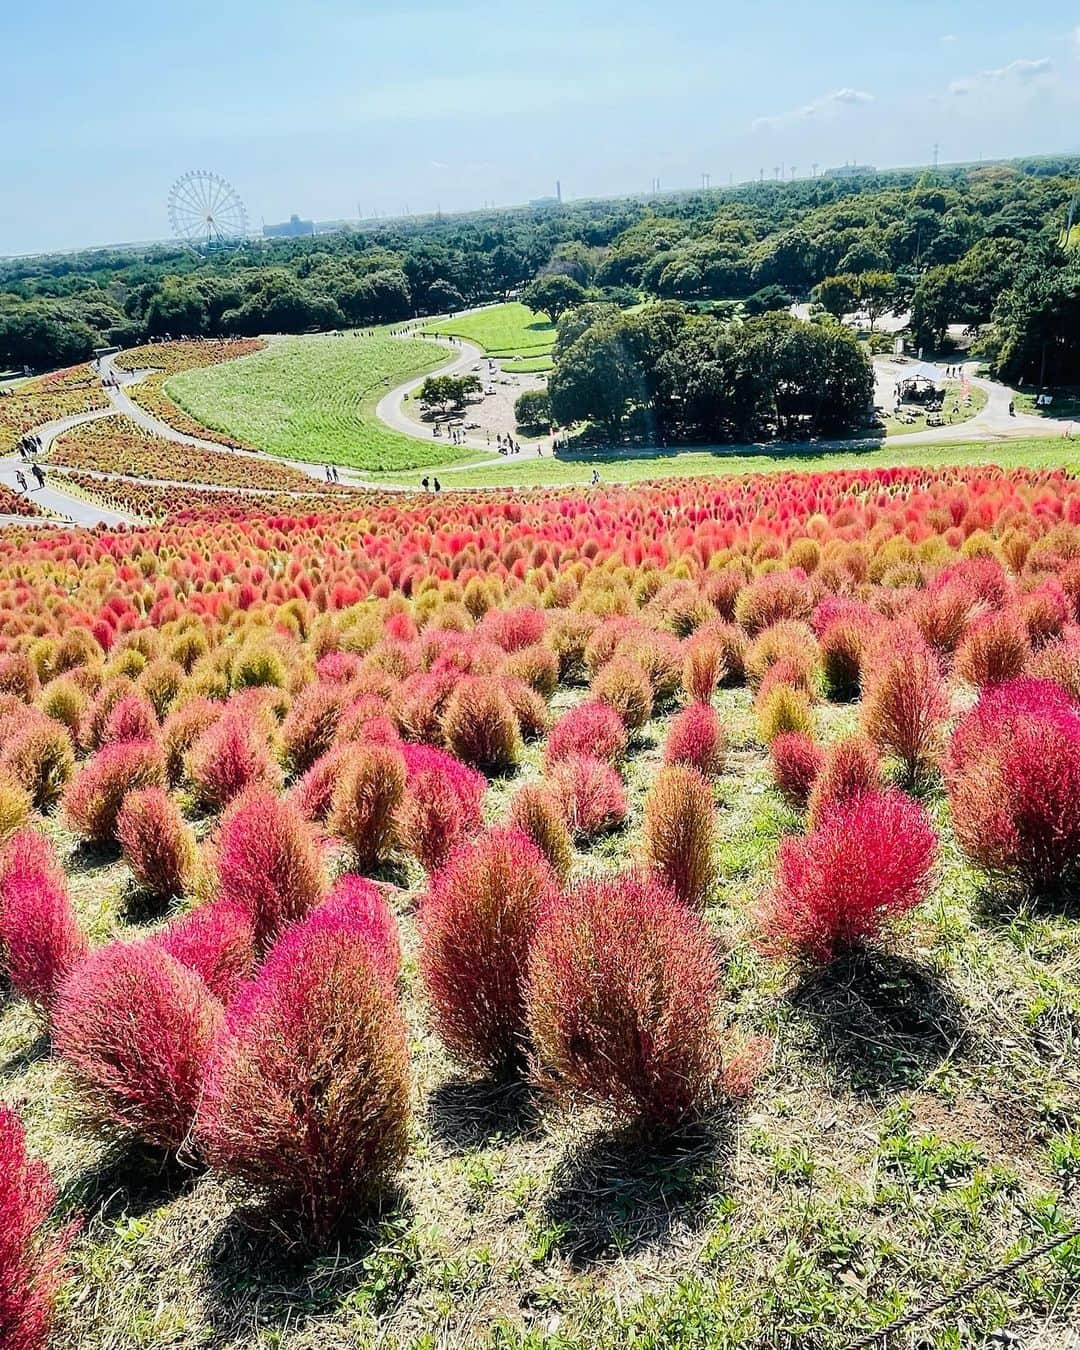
[[2, 155, 1078, 387]]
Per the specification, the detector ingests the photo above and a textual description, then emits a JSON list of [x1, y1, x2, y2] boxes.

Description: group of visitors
[[323, 465, 340, 482], [17, 433, 42, 458], [419, 476, 443, 492]]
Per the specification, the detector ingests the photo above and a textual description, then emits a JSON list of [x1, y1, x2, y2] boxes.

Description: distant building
[[263, 214, 315, 238], [529, 182, 563, 209]]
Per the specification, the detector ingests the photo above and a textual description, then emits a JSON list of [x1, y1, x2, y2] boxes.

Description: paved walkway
[[4, 335, 1077, 528], [370, 352, 1078, 480]]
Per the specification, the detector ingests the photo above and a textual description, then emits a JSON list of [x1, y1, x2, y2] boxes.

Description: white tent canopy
[[907, 362, 940, 383]]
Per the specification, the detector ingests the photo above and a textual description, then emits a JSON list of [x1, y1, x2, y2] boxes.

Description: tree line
[[2, 155, 1077, 387]]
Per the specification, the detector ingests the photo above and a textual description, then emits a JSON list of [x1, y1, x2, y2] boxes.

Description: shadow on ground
[[60, 1139, 203, 1224], [201, 1189, 415, 1339], [788, 947, 971, 1095], [426, 1073, 541, 1153], [0, 1027, 50, 1080], [542, 1116, 730, 1268], [971, 875, 1080, 923]]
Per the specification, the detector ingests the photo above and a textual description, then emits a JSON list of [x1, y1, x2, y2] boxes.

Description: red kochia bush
[[197, 911, 410, 1241], [527, 870, 721, 1131], [116, 787, 197, 903], [100, 693, 159, 747], [770, 732, 824, 808], [643, 765, 716, 908], [63, 739, 166, 846], [807, 736, 881, 830], [544, 699, 627, 767], [216, 788, 326, 955], [547, 753, 627, 842], [398, 743, 486, 872], [327, 743, 406, 871], [0, 830, 87, 1014], [153, 900, 256, 1004], [946, 678, 1080, 893], [419, 828, 558, 1075], [311, 874, 401, 989], [185, 711, 280, 813], [760, 790, 937, 963], [51, 943, 223, 1151], [0, 1106, 74, 1350], [664, 702, 726, 777]]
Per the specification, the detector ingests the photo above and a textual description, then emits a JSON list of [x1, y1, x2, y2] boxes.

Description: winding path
[[4, 335, 1079, 528]]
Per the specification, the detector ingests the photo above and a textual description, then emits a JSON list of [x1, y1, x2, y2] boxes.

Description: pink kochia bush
[[51, 942, 223, 1151], [398, 744, 486, 872], [216, 789, 326, 955], [770, 732, 824, 809], [0, 830, 87, 1015], [419, 828, 559, 1076], [544, 700, 627, 767], [197, 906, 410, 1241], [153, 900, 256, 1004], [548, 754, 627, 842], [527, 870, 721, 1131], [663, 702, 726, 778], [63, 739, 166, 846], [946, 677, 1080, 894], [311, 875, 401, 989], [0, 1106, 74, 1350], [760, 790, 937, 963], [116, 787, 197, 903]]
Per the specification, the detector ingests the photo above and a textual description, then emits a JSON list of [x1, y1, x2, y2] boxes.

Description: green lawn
[[1015, 388, 1080, 421], [422, 303, 556, 359], [165, 332, 475, 474], [407, 434, 1080, 490]]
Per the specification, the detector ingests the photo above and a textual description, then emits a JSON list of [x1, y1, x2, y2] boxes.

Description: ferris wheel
[[167, 170, 249, 248]]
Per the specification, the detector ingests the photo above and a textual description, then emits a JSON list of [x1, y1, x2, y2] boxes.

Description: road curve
[[373, 337, 497, 458]]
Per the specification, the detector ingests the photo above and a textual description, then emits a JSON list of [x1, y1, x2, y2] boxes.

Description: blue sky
[[2, 0, 1078, 256]]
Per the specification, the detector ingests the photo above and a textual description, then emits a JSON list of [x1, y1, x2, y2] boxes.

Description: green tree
[[418, 373, 482, 413], [521, 274, 587, 322], [813, 274, 859, 320], [855, 272, 896, 331], [514, 388, 552, 430]]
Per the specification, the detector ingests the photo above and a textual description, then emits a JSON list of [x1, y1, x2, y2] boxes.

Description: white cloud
[[752, 88, 873, 131], [950, 56, 1052, 95]]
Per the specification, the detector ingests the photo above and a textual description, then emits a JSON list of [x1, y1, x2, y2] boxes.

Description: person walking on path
[[31, 464, 45, 489], [15, 470, 28, 494]]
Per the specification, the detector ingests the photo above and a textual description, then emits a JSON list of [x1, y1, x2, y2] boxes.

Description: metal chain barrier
[[842, 1222, 1080, 1350]]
